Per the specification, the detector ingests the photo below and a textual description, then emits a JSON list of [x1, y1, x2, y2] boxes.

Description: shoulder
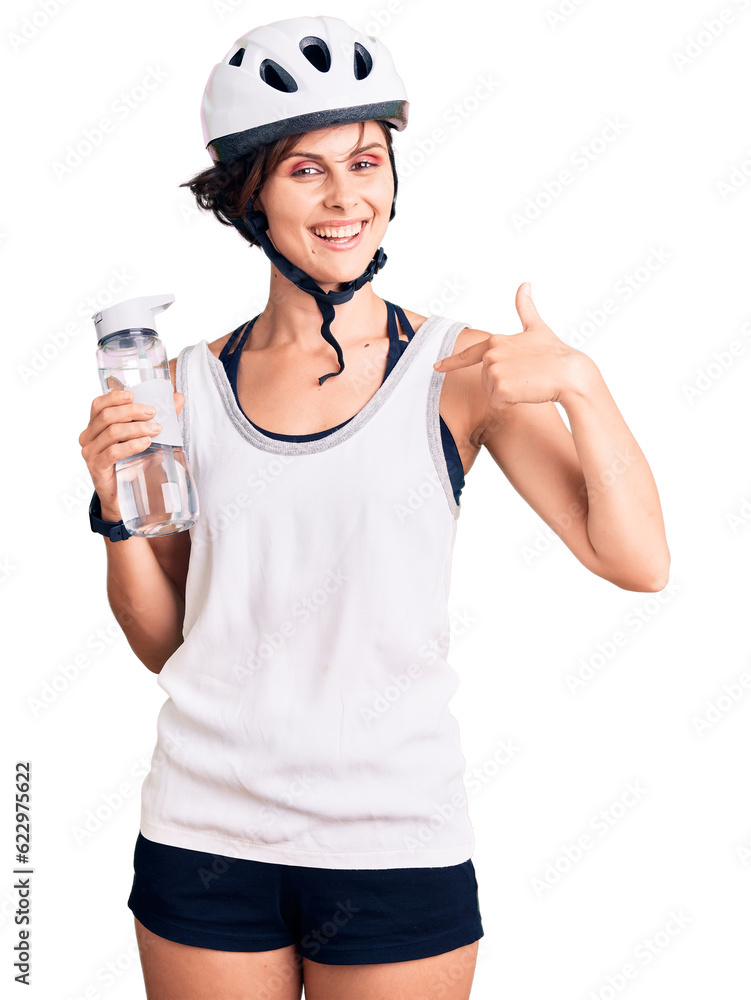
[[400, 310, 492, 441], [166, 342, 201, 394], [403, 308, 486, 358], [434, 321, 494, 443], [166, 337, 216, 395], [436, 327, 490, 443], [166, 326, 245, 390], [401, 308, 428, 334], [206, 329, 239, 361]]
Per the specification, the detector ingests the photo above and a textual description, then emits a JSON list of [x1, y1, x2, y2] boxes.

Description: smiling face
[[253, 120, 394, 290]]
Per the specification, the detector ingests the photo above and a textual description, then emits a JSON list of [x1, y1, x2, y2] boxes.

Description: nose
[[322, 165, 360, 212]]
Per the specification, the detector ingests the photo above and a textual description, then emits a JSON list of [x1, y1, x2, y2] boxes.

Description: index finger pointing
[[433, 339, 488, 372]]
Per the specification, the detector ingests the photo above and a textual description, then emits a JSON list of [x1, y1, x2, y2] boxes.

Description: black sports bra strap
[[384, 301, 403, 368], [392, 303, 416, 341], [219, 315, 259, 363], [220, 306, 413, 367]]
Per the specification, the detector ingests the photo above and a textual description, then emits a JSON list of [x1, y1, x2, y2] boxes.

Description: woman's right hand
[[79, 388, 185, 522]]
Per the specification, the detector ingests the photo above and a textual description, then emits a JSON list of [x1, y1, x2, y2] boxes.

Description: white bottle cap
[[93, 294, 175, 341]]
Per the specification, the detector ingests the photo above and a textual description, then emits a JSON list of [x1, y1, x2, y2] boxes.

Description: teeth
[[312, 222, 363, 238]]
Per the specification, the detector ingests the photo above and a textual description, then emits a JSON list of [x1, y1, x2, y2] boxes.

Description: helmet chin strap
[[239, 205, 387, 386], [229, 144, 399, 386]]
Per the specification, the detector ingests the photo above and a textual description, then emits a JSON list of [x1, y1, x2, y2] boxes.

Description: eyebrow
[[280, 142, 387, 163]]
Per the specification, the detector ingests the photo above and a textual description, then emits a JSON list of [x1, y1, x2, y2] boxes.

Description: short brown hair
[[179, 120, 393, 249]]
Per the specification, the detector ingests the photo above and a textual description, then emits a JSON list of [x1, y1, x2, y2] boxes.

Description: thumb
[[174, 391, 185, 417], [515, 281, 540, 329]]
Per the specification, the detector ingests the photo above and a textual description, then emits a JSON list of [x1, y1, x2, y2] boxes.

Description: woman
[[79, 16, 670, 1000]]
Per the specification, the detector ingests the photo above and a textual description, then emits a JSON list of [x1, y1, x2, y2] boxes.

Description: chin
[[302, 255, 374, 287]]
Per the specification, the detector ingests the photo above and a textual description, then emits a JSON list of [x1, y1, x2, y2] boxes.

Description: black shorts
[[127, 832, 484, 965]]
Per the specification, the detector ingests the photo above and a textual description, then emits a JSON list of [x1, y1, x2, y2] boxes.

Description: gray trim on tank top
[[176, 314, 468, 518], [176, 345, 192, 466], [428, 321, 466, 520]]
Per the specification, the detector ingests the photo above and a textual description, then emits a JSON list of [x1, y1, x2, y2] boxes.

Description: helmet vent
[[353, 42, 373, 80], [228, 47, 245, 67], [259, 59, 298, 93], [299, 36, 331, 72]]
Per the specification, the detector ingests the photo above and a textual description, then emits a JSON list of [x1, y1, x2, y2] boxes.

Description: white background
[[3, 0, 750, 997]]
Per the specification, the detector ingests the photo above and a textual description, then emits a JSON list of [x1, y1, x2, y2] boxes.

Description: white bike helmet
[[199, 16, 410, 385], [201, 16, 408, 162]]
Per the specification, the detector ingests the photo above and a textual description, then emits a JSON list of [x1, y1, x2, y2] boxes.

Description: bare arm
[[478, 389, 670, 591], [436, 290, 670, 592], [98, 529, 187, 674]]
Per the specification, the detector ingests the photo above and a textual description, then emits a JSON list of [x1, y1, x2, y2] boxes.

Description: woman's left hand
[[432, 283, 587, 408]]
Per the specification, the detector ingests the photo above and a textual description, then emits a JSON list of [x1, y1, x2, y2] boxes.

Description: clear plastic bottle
[[93, 294, 199, 537]]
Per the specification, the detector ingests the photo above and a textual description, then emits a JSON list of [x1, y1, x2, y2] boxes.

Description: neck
[[251, 262, 383, 351]]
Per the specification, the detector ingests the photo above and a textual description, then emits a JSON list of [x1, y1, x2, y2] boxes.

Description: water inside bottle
[[115, 442, 199, 537]]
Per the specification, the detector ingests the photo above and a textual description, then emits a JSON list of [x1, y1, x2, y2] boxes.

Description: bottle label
[[162, 481, 182, 513], [126, 379, 182, 447]]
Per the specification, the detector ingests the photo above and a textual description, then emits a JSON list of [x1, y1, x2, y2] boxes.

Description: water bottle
[[93, 293, 199, 537]]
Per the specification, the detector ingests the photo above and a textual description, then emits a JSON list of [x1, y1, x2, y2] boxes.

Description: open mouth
[[309, 219, 369, 250]]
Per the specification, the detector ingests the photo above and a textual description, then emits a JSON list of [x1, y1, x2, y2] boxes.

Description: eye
[[290, 159, 378, 177]]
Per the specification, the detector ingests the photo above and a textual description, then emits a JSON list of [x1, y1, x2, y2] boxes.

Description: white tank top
[[139, 312, 477, 869]]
